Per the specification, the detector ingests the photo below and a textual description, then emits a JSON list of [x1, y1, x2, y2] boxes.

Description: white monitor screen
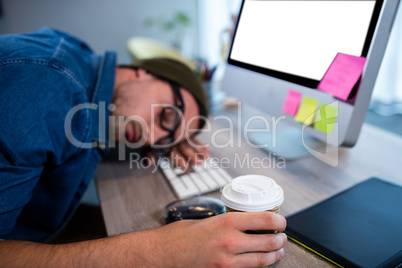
[[229, 0, 379, 87]]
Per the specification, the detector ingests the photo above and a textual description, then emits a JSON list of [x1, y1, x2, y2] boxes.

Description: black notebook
[[285, 178, 402, 268]]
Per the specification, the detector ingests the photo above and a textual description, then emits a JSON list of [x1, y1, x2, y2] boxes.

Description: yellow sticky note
[[295, 97, 319, 125], [315, 104, 338, 134]]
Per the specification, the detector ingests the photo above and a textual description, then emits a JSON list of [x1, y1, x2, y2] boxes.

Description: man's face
[[111, 69, 200, 149]]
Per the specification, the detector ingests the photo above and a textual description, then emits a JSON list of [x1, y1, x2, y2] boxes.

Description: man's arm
[[0, 212, 286, 268]]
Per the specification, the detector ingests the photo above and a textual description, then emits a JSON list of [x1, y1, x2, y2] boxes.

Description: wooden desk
[[96, 106, 402, 267]]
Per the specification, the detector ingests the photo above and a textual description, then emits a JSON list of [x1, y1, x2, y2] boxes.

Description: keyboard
[[159, 159, 233, 199]]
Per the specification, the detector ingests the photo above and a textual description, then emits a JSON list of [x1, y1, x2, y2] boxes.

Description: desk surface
[[96, 106, 402, 268]]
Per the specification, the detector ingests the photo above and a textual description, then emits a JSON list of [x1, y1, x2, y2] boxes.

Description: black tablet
[[285, 178, 402, 268]]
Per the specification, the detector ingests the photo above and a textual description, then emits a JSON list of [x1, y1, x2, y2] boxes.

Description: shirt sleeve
[[0, 33, 99, 240], [0, 152, 44, 238], [0, 64, 84, 239]]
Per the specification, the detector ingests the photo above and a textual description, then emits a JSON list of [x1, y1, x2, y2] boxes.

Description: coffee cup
[[221, 175, 284, 233]]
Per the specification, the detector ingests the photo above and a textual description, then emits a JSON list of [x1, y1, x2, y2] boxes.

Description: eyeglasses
[[152, 82, 185, 158]]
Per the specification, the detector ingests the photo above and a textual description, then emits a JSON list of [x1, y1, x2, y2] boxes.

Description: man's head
[[111, 58, 208, 156]]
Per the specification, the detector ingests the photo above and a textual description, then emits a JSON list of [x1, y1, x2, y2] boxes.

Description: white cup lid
[[221, 175, 284, 212]]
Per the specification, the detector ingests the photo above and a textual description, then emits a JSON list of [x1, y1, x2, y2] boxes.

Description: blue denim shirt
[[0, 27, 116, 242]]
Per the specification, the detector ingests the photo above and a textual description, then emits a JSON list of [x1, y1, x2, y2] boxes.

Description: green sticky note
[[315, 104, 338, 134], [295, 97, 319, 125]]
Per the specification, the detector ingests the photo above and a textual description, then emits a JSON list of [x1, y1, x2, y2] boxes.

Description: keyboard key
[[201, 173, 219, 189], [217, 168, 233, 183], [159, 161, 233, 199], [208, 169, 227, 187], [174, 167, 185, 175], [163, 168, 177, 180], [191, 164, 205, 173], [189, 173, 210, 193], [170, 179, 186, 193], [176, 175, 200, 199], [181, 175, 198, 191]]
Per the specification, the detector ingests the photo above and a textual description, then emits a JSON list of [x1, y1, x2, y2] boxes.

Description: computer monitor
[[221, 0, 400, 160]]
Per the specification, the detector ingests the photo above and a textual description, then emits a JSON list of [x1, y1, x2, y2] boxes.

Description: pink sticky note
[[317, 53, 366, 101], [283, 90, 302, 116]]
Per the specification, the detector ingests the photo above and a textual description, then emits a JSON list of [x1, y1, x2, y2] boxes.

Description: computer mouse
[[163, 196, 226, 224]]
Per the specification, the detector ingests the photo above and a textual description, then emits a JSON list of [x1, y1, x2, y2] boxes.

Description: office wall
[[0, 0, 199, 64], [371, 5, 402, 110]]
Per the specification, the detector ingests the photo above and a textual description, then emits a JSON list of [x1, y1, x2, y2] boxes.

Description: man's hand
[[135, 211, 287, 267], [148, 137, 210, 169], [170, 137, 210, 169]]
